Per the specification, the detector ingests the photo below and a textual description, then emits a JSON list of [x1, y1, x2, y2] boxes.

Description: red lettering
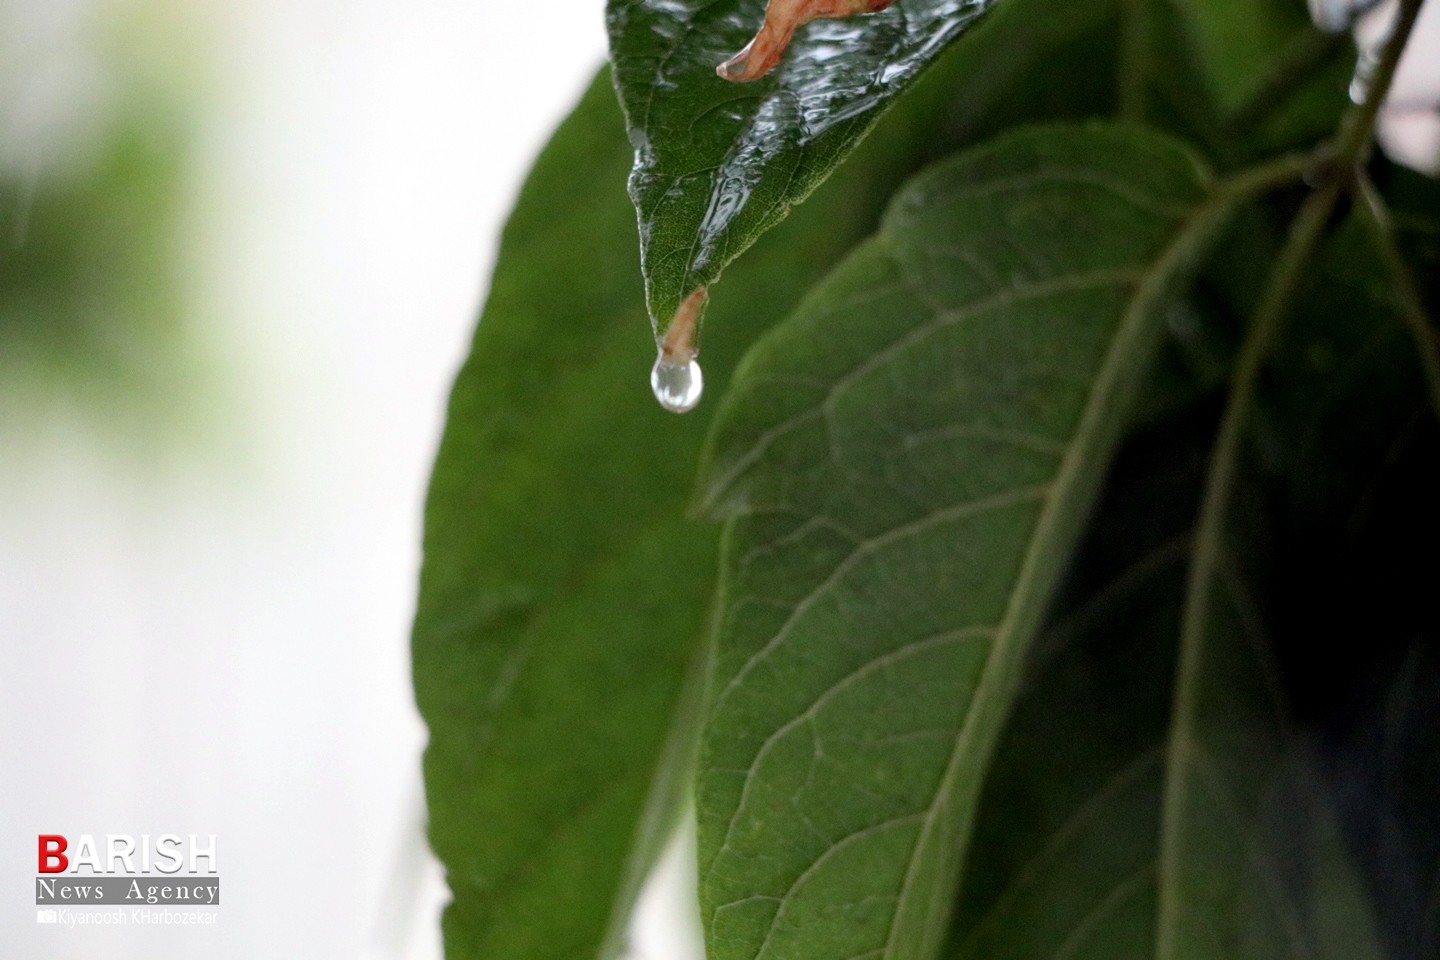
[[38, 835, 68, 873]]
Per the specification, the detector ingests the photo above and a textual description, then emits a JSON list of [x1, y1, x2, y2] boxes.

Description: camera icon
[[36, 909, 58, 924]]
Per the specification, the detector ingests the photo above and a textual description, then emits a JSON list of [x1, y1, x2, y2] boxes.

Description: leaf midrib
[[877, 176, 1244, 960]]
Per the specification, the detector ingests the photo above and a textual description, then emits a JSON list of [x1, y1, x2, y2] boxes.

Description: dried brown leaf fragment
[[716, 0, 897, 82], [661, 288, 707, 363]]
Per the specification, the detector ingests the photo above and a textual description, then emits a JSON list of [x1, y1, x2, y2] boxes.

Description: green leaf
[[412, 73, 714, 960], [1262, 214, 1438, 531], [1258, 217, 1440, 956], [1333, 645, 1440, 959], [947, 410, 1382, 960], [1150, 216, 1436, 960], [1158, 478, 1382, 960], [412, 62, 1014, 960], [924, 0, 1122, 144], [605, 0, 997, 339], [949, 218, 1425, 960], [1165, 0, 1305, 110], [947, 411, 1200, 960], [1375, 159, 1440, 318], [1160, 0, 1350, 153], [693, 124, 1259, 960]]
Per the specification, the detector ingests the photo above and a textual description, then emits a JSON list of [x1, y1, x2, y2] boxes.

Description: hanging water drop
[[651, 355, 704, 413], [1349, 45, 1379, 104], [1306, 0, 1355, 33], [650, 286, 708, 414]]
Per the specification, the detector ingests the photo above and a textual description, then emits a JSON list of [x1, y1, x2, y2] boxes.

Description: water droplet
[[1307, 0, 1354, 33], [1349, 45, 1379, 104], [650, 355, 704, 414]]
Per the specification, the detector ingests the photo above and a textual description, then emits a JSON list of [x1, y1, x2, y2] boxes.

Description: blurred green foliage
[[0, 1, 206, 446]]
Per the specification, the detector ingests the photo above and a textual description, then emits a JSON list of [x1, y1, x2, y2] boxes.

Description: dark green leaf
[[1158, 478, 1381, 959], [412, 74, 714, 960], [1331, 644, 1440, 960], [1153, 213, 1440, 959], [1260, 215, 1438, 561], [694, 124, 1257, 960], [412, 63, 1017, 960], [605, 0, 997, 339], [947, 409, 1382, 960], [947, 217, 1430, 960], [1374, 159, 1440, 317], [1259, 216, 1440, 957], [1161, 0, 1350, 154], [1169, 0, 1307, 110], [922, 0, 1122, 144]]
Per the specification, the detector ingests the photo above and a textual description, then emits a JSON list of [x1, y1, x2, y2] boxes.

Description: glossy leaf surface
[[606, 0, 996, 338]]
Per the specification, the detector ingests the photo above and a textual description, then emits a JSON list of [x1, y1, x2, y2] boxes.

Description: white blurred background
[[0, 1, 1435, 958], [0, 1, 704, 957]]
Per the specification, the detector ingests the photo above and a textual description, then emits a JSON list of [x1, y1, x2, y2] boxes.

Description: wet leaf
[[605, 0, 997, 344], [694, 125, 1259, 960]]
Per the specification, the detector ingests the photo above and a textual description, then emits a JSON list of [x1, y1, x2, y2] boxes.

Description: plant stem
[[1156, 2, 1426, 955], [1354, 170, 1440, 421], [1333, 0, 1427, 167], [1214, 151, 1315, 198]]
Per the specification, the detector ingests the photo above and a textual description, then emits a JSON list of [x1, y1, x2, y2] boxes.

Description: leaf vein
[[706, 626, 997, 896], [708, 483, 1049, 724]]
